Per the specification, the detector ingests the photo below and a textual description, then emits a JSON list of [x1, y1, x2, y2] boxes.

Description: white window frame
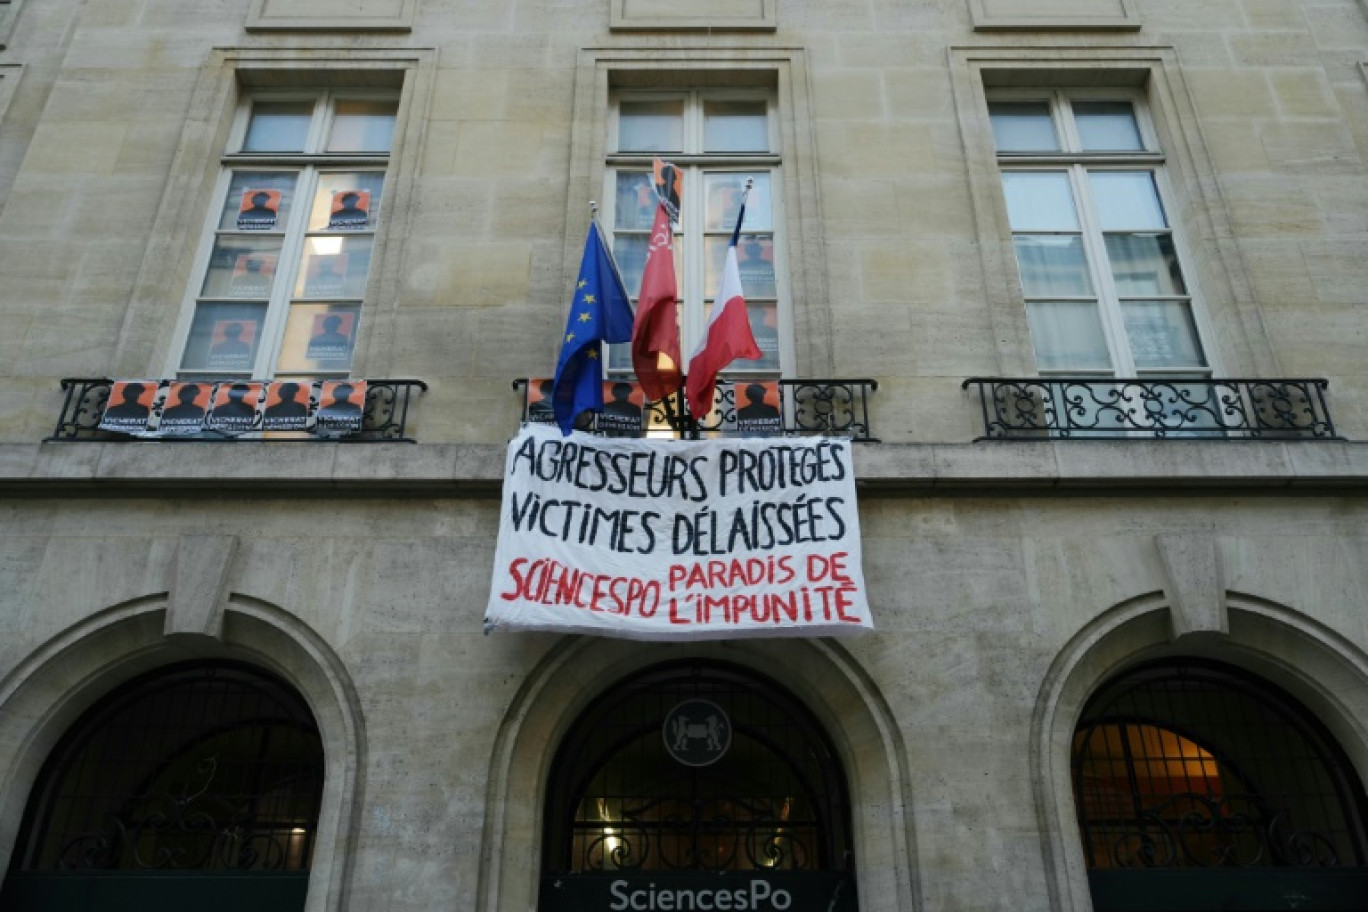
[[602, 88, 791, 379], [990, 87, 1218, 380], [164, 89, 396, 381]]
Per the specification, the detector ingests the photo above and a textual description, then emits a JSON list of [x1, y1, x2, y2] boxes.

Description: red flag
[[631, 201, 682, 401]]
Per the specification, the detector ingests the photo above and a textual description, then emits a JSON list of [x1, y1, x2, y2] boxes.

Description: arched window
[[1073, 660, 1368, 910], [542, 660, 856, 910], [3, 662, 323, 909]]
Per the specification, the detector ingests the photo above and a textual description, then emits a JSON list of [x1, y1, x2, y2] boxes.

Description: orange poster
[[263, 381, 314, 431], [159, 382, 213, 435], [237, 189, 281, 230], [99, 380, 161, 434], [732, 380, 781, 435], [327, 190, 371, 229]]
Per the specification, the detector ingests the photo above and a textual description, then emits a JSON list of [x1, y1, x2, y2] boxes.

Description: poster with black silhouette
[[314, 380, 366, 434], [327, 190, 370, 230], [99, 380, 163, 435], [228, 253, 276, 299], [750, 305, 779, 368], [304, 311, 356, 367], [206, 319, 258, 372], [736, 236, 776, 298], [262, 381, 315, 432], [237, 189, 281, 230], [597, 380, 645, 436], [303, 255, 348, 298], [158, 382, 213, 435], [732, 380, 782, 435], [205, 381, 263, 433], [524, 378, 556, 425]]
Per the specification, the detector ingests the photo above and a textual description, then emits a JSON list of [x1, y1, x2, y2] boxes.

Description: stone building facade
[[1, 0, 1368, 910]]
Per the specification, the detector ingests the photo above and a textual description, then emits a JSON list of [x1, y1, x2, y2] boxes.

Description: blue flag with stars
[[552, 221, 635, 435]]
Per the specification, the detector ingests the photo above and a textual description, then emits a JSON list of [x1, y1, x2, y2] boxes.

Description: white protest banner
[[484, 423, 872, 640]]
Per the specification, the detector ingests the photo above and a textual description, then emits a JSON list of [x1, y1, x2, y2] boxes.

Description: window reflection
[[243, 102, 312, 153]]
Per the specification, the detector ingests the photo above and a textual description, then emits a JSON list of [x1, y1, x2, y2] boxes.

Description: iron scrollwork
[[578, 796, 814, 872], [56, 756, 311, 872], [514, 378, 879, 442], [962, 377, 1339, 440], [1102, 792, 1341, 870]]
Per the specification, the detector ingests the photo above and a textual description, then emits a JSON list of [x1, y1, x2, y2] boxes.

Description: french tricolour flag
[[685, 198, 763, 420]]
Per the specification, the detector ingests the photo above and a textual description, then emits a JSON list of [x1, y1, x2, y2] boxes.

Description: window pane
[[611, 233, 649, 294], [618, 100, 683, 153], [200, 237, 283, 299], [607, 341, 631, 373], [276, 303, 362, 373], [1026, 301, 1113, 371], [1001, 172, 1080, 231], [704, 172, 772, 232], [1012, 235, 1094, 297], [989, 102, 1059, 152], [219, 172, 298, 231], [747, 302, 780, 370], [699, 300, 775, 372], [615, 171, 658, 231], [711, 233, 777, 298], [180, 302, 266, 373], [705, 235, 776, 299], [1122, 300, 1206, 369], [243, 101, 312, 152], [1073, 102, 1143, 152], [1088, 171, 1167, 230], [327, 100, 398, 153], [1104, 233, 1186, 296], [703, 100, 768, 153], [308, 172, 386, 231], [294, 236, 374, 299]]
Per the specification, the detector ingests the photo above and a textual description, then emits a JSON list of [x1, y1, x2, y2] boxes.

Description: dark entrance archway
[[541, 659, 857, 911], [1, 661, 324, 912], [1073, 659, 1368, 911]]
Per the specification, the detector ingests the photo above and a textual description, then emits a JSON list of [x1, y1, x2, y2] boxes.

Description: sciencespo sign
[[540, 872, 856, 912]]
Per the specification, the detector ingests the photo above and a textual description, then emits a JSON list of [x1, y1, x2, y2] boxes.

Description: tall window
[[2, 662, 324, 911], [170, 92, 397, 381], [1073, 660, 1368, 912], [604, 91, 784, 377], [544, 661, 852, 875], [990, 91, 1209, 379]]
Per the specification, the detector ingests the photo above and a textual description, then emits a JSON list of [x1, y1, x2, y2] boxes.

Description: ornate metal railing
[[514, 378, 879, 442], [962, 377, 1340, 440], [574, 796, 816, 872], [1089, 792, 1343, 870], [46, 378, 427, 443], [55, 756, 319, 872]]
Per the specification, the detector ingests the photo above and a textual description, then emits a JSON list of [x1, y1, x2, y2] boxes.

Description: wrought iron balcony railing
[[514, 378, 879, 442], [962, 377, 1340, 441], [47, 378, 427, 443]]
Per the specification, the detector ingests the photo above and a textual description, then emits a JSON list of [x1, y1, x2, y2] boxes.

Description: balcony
[[46, 378, 427, 443], [962, 377, 1340, 441], [513, 378, 879, 442]]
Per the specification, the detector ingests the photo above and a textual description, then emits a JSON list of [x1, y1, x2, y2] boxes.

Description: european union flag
[[551, 221, 635, 435]]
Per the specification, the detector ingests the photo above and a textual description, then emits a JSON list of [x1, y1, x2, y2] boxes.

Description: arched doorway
[[541, 659, 857, 911], [1, 660, 324, 911], [1073, 659, 1368, 911]]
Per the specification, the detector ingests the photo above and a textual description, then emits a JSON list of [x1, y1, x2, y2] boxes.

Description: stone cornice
[[3, 440, 1368, 499]]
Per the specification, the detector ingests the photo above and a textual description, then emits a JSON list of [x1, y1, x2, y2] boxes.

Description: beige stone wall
[[1, 1, 1368, 909], [1, 490, 1368, 910], [0, 0, 1363, 443]]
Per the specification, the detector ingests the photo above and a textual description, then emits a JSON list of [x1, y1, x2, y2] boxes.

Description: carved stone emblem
[[663, 699, 731, 767]]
